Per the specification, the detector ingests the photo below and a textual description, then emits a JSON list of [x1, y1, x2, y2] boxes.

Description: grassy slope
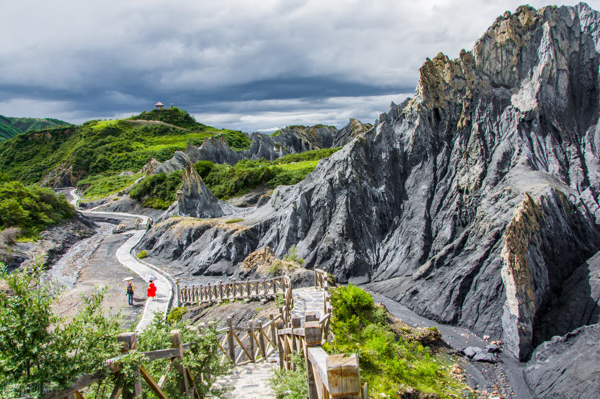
[[131, 148, 340, 208], [0, 115, 70, 142], [0, 109, 239, 198]]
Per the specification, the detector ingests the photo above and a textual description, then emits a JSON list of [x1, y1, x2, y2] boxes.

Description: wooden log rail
[[278, 314, 368, 399], [314, 268, 328, 289], [179, 275, 291, 306]]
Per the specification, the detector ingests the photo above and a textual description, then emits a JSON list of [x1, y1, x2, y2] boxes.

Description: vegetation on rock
[[0, 178, 74, 236], [325, 285, 467, 398], [129, 171, 184, 209]]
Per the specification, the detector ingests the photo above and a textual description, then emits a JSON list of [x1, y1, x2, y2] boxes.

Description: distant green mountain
[[0, 108, 246, 188], [0, 115, 70, 142]]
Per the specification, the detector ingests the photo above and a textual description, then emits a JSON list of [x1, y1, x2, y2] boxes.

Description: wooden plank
[[232, 329, 253, 361], [308, 347, 331, 393], [44, 373, 104, 399], [227, 318, 236, 365], [256, 322, 267, 359], [276, 320, 285, 369], [326, 353, 361, 397], [248, 321, 255, 362], [140, 365, 167, 399], [139, 348, 180, 360], [170, 330, 191, 397], [109, 385, 123, 399]]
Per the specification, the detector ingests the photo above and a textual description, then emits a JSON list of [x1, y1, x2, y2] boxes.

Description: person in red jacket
[[147, 280, 157, 300]]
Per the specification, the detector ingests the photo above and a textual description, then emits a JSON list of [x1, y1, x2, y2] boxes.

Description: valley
[[2, 3, 600, 399]]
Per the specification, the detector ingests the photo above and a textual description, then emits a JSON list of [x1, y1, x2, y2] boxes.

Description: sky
[[0, 0, 597, 133]]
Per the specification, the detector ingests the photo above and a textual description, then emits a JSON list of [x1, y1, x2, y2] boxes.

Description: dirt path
[[69, 189, 174, 331]]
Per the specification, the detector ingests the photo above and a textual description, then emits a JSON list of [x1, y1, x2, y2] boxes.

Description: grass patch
[[76, 173, 142, 199], [129, 171, 183, 210], [225, 218, 243, 224], [269, 354, 309, 399], [137, 250, 148, 259], [324, 285, 467, 398]]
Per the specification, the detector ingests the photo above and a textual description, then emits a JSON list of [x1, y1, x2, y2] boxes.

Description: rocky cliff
[[139, 3, 600, 371], [154, 124, 354, 174]]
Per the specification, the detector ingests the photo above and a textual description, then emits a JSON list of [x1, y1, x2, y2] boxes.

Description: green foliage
[[76, 173, 141, 199], [273, 147, 340, 164], [137, 250, 148, 259], [0, 115, 69, 142], [268, 261, 284, 276], [0, 108, 223, 185], [225, 218, 243, 224], [166, 307, 187, 324], [325, 286, 466, 398], [269, 354, 308, 399], [129, 171, 183, 209], [215, 130, 251, 151], [135, 314, 229, 398], [275, 293, 286, 307], [0, 262, 123, 398], [194, 160, 215, 179], [283, 245, 304, 266], [129, 107, 206, 129], [0, 180, 74, 235]]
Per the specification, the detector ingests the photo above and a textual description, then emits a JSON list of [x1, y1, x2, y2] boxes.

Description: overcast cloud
[[0, 0, 597, 132]]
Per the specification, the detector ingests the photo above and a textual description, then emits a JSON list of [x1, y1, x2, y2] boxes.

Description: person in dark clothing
[[126, 281, 135, 305]]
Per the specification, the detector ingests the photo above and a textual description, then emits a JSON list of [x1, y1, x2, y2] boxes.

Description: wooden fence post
[[232, 278, 237, 299], [256, 321, 266, 360], [218, 280, 223, 302], [276, 320, 285, 370], [326, 354, 361, 398], [269, 314, 277, 354], [304, 319, 322, 399], [248, 321, 255, 362], [291, 316, 301, 371], [117, 333, 141, 399], [170, 330, 191, 397], [227, 317, 236, 365]]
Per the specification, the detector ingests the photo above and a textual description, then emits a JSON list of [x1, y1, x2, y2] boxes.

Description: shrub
[[225, 218, 243, 224], [283, 245, 304, 266], [325, 286, 467, 397], [194, 160, 215, 179], [0, 181, 74, 235], [137, 250, 148, 259], [166, 306, 187, 324], [269, 354, 308, 399], [130, 171, 183, 209]]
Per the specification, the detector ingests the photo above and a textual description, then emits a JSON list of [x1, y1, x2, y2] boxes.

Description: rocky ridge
[[139, 5, 600, 391], [154, 122, 370, 174]]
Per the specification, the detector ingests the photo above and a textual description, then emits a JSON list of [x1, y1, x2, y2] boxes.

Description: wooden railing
[[41, 270, 365, 399], [179, 276, 291, 305], [43, 329, 213, 399], [314, 268, 328, 289], [277, 314, 367, 399]]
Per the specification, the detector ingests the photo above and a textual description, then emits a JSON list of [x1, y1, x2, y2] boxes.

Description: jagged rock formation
[[333, 118, 373, 147], [173, 164, 235, 219], [155, 124, 349, 174], [140, 3, 600, 372]]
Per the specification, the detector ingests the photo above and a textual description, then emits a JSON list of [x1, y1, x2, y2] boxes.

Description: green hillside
[[0, 115, 70, 142], [0, 108, 241, 186]]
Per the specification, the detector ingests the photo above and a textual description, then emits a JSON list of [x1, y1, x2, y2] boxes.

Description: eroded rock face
[[140, 4, 600, 364], [175, 164, 235, 219], [155, 124, 352, 174], [524, 323, 600, 398]]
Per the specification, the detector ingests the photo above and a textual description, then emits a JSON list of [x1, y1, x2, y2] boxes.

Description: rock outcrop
[[173, 164, 235, 219], [524, 323, 600, 398], [139, 3, 600, 369], [154, 124, 352, 174]]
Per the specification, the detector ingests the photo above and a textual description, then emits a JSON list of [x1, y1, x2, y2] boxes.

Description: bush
[[269, 354, 308, 399], [166, 306, 187, 324], [325, 286, 467, 397], [283, 245, 304, 266], [0, 262, 123, 398], [194, 160, 215, 179], [0, 181, 74, 235], [137, 250, 148, 259], [129, 171, 183, 209]]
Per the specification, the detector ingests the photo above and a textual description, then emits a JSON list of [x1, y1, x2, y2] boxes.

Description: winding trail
[[69, 189, 173, 331]]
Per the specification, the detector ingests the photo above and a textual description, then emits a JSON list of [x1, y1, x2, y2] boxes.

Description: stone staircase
[[218, 287, 325, 398]]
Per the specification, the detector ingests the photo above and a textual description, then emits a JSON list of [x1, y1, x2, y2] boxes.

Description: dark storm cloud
[[1, 0, 599, 131]]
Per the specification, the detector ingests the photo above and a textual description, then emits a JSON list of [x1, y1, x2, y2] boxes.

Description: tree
[[0, 262, 122, 398]]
